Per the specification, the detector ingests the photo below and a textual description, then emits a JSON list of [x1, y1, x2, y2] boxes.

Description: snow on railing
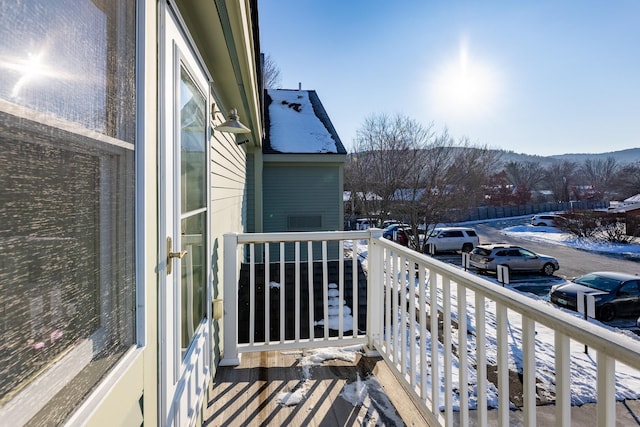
[[222, 230, 640, 427]]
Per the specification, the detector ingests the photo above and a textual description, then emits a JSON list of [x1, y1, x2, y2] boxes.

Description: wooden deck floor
[[202, 350, 430, 427], [202, 349, 640, 427]]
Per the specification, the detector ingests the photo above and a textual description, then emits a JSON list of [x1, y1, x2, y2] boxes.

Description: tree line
[[344, 113, 640, 231]]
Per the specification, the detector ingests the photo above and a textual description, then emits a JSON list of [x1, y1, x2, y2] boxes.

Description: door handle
[[167, 236, 188, 275]]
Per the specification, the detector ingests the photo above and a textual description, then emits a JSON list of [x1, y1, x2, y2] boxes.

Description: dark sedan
[[549, 271, 640, 321]]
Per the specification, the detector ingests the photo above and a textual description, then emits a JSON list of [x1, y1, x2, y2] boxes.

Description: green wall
[[263, 164, 341, 233], [263, 163, 342, 261]]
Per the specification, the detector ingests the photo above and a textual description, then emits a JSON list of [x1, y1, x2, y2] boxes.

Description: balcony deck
[[203, 349, 640, 426], [211, 230, 640, 426], [203, 350, 430, 426]]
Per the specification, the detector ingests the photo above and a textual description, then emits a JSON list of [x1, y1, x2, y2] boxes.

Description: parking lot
[[426, 218, 640, 333]]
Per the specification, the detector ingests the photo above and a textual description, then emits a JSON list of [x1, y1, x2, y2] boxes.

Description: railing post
[[365, 228, 384, 356], [220, 233, 240, 366]]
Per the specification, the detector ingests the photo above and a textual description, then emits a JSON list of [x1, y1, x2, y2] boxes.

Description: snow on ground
[[276, 345, 404, 425], [502, 224, 640, 260], [340, 373, 405, 425], [371, 222, 640, 409], [476, 222, 640, 403], [282, 221, 640, 416], [276, 346, 360, 406]]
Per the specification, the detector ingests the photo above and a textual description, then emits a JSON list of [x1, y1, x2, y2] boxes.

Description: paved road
[[472, 218, 640, 280], [465, 217, 640, 329]]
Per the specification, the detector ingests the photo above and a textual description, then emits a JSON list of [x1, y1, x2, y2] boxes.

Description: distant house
[[607, 201, 640, 236], [625, 194, 640, 204], [343, 191, 383, 222], [261, 88, 347, 235]]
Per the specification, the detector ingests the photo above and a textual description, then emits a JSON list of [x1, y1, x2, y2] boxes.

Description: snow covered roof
[[343, 191, 382, 201], [264, 89, 346, 155], [608, 202, 640, 213], [625, 194, 640, 203]]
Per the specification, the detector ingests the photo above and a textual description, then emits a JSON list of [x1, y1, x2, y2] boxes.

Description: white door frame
[[159, 2, 212, 425]]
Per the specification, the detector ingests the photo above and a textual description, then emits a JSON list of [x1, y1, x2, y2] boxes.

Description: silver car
[[469, 244, 559, 276]]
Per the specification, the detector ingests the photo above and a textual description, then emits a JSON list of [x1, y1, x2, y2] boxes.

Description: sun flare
[[428, 40, 503, 122]]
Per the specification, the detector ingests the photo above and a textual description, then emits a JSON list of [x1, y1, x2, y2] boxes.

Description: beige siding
[[209, 130, 247, 367], [210, 131, 247, 235]]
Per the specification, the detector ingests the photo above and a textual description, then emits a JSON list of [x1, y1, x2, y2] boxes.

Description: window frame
[[0, 95, 138, 425]]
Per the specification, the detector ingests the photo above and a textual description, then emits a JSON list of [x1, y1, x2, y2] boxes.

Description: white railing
[[221, 230, 640, 426]]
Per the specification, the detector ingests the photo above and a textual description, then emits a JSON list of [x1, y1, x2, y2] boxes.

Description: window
[[619, 282, 640, 296], [0, 0, 136, 424], [179, 66, 207, 351], [441, 231, 463, 238]]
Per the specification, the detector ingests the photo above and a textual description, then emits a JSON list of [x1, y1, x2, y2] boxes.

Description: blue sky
[[258, 1, 640, 156]]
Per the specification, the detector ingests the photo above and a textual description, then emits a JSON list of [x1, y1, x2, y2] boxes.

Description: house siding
[[263, 164, 341, 233], [263, 163, 342, 261], [210, 130, 248, 366]]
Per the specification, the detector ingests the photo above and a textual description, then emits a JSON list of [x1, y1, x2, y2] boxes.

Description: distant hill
[[549, 148, 640, 164], [496, 148, 640, 167], [349, 147, 640, 169]]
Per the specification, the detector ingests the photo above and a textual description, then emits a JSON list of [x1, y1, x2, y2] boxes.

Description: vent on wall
[[287, 215, 322, 230]]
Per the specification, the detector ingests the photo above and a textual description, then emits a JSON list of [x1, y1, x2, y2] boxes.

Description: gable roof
[[608, 202, 640, 213], [625, 194, 640, 204], [263, 88, 346, 155]]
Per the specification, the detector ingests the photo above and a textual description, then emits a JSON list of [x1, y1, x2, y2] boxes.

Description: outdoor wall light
[[214, 107, 251, 134]]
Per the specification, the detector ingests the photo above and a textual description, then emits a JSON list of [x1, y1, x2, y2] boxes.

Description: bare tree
[[612, 161, 640, 199], [445, 139, 502, 209], [545, 161, 577, 202], [348, 116, 499, 251], [351, 113, 434, 228], [344, 154, 382, 218], [262, 53, 282, 89], [504, 161, 546, 190], [579, 157, 618, 198], [486, 171, 514, 205]]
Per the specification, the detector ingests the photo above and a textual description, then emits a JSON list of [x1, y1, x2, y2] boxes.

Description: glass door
[[160, 3, 211, 425]]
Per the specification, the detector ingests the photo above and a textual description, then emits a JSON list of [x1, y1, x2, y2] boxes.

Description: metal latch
[[167, 236, 187, 275]]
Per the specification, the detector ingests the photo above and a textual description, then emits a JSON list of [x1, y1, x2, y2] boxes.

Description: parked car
[[549, 271, 640, 321], [469, 243, 559, 275], [531, 214, 565, 227], [422, 227, 479, 253], [382, 223, 409, 236], [356, 218, 373, 230], [382, 224, 413, 246], [381, 219, 404, 228]]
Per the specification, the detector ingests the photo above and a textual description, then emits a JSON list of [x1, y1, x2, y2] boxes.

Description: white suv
[[422, 227, 479, 254], [531, 214, 565, 227]]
